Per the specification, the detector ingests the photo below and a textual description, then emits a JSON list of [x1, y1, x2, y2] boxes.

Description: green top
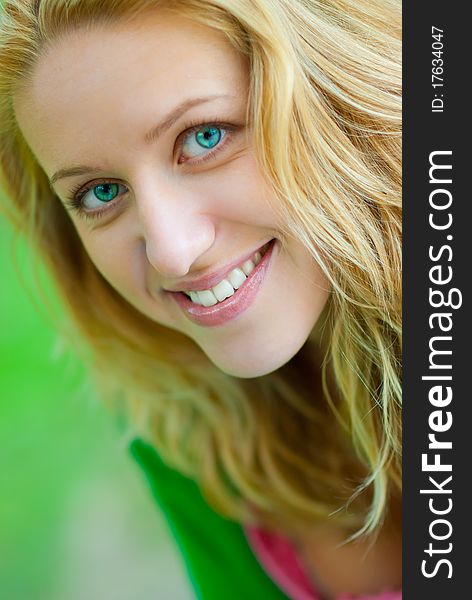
[[130, 438, 290, 600]]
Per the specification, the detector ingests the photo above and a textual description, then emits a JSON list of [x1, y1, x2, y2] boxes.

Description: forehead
[[14, 11, 248, 172]]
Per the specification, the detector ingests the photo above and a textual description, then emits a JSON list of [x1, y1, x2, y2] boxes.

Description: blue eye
[[80, 182, 127, 210], [181, 126, 225, 159], [196, 126, 221, 148]]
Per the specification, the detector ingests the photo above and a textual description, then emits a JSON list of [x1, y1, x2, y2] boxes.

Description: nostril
[[144, 227, 216, 280], [136, 195, 216, 278]]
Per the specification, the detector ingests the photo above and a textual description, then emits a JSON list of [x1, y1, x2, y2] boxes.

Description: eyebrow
[[49, 94, 231, 185]]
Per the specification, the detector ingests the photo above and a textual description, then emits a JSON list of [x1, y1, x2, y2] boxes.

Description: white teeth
[[188, 291, 203, 305], [213, 279, 236, 302], [183, 243, 270, 305], [241, 260, 255, 276], [228, 268, 247, 289], [197, 290, 218, 307]]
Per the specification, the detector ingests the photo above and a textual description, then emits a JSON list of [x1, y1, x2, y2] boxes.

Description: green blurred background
[[0, 213, 192, 599]]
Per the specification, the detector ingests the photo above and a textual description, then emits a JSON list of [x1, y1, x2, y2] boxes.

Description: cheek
[[201, 154, 278, 224], [75, 223, 143, 300]]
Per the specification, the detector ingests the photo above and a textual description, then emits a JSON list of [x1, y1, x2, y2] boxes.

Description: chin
[[200, 330, 312, 379], [211, 358, 280, 379]]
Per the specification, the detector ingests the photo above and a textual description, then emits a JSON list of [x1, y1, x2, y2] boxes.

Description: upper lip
[[163, 239, 273, 293]]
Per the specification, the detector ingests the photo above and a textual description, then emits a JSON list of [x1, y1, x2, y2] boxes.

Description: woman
[[0, 1, 402, 598]]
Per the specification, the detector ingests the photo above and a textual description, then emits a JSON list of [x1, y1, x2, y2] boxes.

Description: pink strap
[[245, 526, 321, 600]]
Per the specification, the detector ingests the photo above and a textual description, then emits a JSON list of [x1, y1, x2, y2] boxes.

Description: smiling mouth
[[167, 238, 276, 327], [179, 240, 272, 306]]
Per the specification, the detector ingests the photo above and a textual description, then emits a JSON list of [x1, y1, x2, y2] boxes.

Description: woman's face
[[15, 12, 330, 377]]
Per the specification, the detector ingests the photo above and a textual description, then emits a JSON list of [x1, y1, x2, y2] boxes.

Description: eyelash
[[64, 119, 240, 220]]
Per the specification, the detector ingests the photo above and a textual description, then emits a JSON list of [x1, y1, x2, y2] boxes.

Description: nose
[[135, 181, 216, 279]]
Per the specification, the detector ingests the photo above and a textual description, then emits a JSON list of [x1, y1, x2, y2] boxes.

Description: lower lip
[[169, 239, 276, 327]]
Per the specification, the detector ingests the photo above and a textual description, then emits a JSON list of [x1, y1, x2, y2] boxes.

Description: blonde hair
[[0, 0, 401, 538]]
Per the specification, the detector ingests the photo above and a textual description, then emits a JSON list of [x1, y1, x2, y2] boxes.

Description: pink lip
[[165, 239, 273, 293], [168, 239, 277, 327]]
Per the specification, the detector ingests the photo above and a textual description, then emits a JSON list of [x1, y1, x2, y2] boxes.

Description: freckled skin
[[14, 12, 330, 377]]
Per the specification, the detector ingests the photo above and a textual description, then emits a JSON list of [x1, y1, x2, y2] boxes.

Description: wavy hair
[[0, 0, 401, 539]]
